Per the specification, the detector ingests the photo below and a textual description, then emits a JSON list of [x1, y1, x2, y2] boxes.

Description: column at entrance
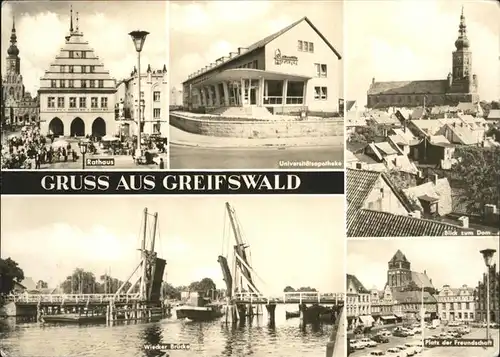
[[282, 79, 289, 107], [258, 78, 265, 107], [302, 80, 308, 109], [214, 84, 221, 107], [222, 82, 230, 106], [240, 78, 245, 107], [201, 88, 207, 107], [206, 86, 213, 107]]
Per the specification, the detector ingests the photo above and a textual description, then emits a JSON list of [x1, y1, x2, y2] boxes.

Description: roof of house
[[367, 80, 448, 96], [428, 135, 453, 147], [347, 209, 470, 237], [411, 107, 428, 120], [457, 102, 479, 113], [184, 17, 341, 84], [444, 123, 477, 145], [411, 271, 434, 289], [373, 141, 400, 156], [487, 109, 500, 120], [346, 100, 357, 112], [430, 106, 452, 115], [403, 178, 451, 211], [392, 290, 437, 304], [15, 277, 37, 291], [390, 129, 418, 146], [368, 112, 400, 126], [390, 249, 409, 263], [347, 274, 369, 294]]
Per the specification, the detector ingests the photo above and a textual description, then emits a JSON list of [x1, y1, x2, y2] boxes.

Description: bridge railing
[[232, 292, 345, 304], [8, 293, 141, 304]]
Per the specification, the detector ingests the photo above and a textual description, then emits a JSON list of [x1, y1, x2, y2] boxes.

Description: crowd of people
[[1, 125, 169, 169]]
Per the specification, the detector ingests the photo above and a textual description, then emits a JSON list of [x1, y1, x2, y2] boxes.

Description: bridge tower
[[219, 202, 276, 323]]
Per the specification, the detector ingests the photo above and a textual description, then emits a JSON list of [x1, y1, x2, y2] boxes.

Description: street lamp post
[[480, 248, 496, 341], [78, 140, 88, 170], [129, 30, 149, 159]]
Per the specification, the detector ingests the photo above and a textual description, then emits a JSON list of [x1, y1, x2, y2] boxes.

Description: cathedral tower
[[6, 17, 21, 75], [387, 250, 412, 289]]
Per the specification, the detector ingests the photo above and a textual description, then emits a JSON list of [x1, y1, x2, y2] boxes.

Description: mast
[[140, 208, 148, 300], [147, 212, 159, 300]]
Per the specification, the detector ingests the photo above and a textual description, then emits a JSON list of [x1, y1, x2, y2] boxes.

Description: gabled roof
[[443, 123, 477, 145], [368, 80, 448, 96], [411, 271, 434, 289], [346, 100, 357, 112], [346, 274, 369, 294], [392, 290, 437, 304], [347, 209, 471, 237], [390, 249, 408, 263], [184, 16, 341, 84]]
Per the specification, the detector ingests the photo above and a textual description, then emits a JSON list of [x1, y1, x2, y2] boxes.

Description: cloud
[[1, 2, 167, 94], [345, 0, 500, 105]]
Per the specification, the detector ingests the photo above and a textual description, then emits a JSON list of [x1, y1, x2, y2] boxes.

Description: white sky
[[345, 0, 500, 106], [169, 0, 344, 91], [0, 1, 167, 94], [1, 195, 345, 296], [348, 237, 500, 291]]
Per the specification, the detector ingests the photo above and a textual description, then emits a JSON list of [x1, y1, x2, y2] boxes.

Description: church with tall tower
[[386, 250, 435, 291], [1, 18, 39, 126], [367, 8, 480, 109]]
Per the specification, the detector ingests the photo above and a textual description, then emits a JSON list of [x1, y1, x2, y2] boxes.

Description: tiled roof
[[347, 209, 469, 237], [456, 102, 478, 113], [411, 271, 434, 289], [411, 107, 428, 120], [392, 290, 437, 304], [347, 274, 369, 294], [445, 123, 477, 145], [369, 113, 400, 125], [367, 80, 448, 95]]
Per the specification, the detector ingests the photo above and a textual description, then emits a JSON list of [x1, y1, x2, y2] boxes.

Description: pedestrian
[[159, 158, 164, 169]]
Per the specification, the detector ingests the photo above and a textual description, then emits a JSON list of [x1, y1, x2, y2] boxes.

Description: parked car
[[386, 347, 403, 357], [393, 329, 410, 337], [403, 328, 415, 336], [367, 350, 386, 356], [372, 334, 390, 343], [351, 340, 365, 350], [403, 343, 417, 356], [411, 341, 424, 353], [379, 330, 392, 337], [460, 326, 471, 334], [395, 345, 413, 357], [361, 338, 378, 348]]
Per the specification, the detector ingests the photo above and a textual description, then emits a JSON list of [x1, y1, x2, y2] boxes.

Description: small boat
[[41, 313, 106, 324], [176, 304, 223, 322], [286, 311, 300, 319]]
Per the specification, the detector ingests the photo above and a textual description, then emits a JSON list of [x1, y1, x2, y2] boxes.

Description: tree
[[452, 146, 500, 214], [284, 286, 295, 292], [99, 274, 133, 294], [0, 258, 24, 295], [36, 280, 48, 289], [297, 287, 317, 292], [61, 268, 97, 294], [162, 283, 181, 300], [189, 277, 216, 293]]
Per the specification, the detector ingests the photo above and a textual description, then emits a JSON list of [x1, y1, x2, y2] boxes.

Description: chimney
[[372, 77, 375, 84], [424, 270, 427, 275], [229, 52, 238, 58], [238, 47, 248, 55], [216, 58, 223, 65], [452, 122, 456, 127], [460, 122, 464, 127], [458, 216, 469, 229]]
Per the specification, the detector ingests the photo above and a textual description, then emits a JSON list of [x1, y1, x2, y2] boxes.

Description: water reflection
[[142, 324, 164, 357]]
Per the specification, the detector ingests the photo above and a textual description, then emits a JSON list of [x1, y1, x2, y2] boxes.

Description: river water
[[0, 304, 333, 357]]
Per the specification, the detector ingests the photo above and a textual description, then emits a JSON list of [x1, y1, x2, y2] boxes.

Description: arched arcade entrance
[[92, 117, 106, 138], [70, 117, 85, 137], [48, 117, 64, 136]]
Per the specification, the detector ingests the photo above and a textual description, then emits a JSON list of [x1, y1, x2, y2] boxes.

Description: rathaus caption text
[[39, 174, 302, 192]]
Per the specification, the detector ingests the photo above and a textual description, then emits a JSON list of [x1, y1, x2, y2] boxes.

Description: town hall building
[[38, 9, 116, 137], [367, 8, 479, 109], [182, 17, 342, 115]]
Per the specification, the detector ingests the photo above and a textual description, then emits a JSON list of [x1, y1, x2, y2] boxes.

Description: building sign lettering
[[274, 49, 298, 66]]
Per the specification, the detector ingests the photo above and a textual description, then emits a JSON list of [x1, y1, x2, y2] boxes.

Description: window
[[81, 80, 87, 88], [466, 302, 470, 309], [47, 97, 55, 108], [298, 40, 303, 51], [314, 64, 328, 78], [90, 66, 95, 73], [314, 86, 328, 100], [304, 42, 309, 52], [91, 97, 98, 108], [51, 80, 57, 88], [140, 91, 144, 98], [101, 97, 108, 108], [69, 51, 74, 58], [57, 97, 64, 108], [153, 108, 161, 119], [90, 80, 96, 88], [81, 66, 86, 73], [153, 91, 161, 102], [60, 80, 65, 88], [81, 51, 86, 58], [309, 42, 314, 52], [79, 97, 87, 108], [299, 41, 314, 53], [60, 65, 66, 73], [98, 80, 104, 88], [68, 80, 74, 88], [69, 65, 74, 73], [69, 97, 76, 108]]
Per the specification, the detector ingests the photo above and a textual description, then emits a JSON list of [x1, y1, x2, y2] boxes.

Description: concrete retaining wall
[[170, 113, 343, 139]]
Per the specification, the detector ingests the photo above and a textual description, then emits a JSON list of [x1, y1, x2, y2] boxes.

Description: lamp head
[[78, 140, 88, 154], [129, 30, 149, 52], [480, 249, 496, 267]]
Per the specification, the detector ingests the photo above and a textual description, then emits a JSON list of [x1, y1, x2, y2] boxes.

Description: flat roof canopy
[[191, 68, 312, 87]]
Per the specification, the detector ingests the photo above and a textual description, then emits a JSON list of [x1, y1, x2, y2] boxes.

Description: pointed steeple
[[70, 5, 74, 33], [147, 64, 151, 73], [455, 6, 469, 50], [7, 17, 20, 57], [162, 64, 167, 73]]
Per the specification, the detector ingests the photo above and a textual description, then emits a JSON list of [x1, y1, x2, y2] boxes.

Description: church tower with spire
[[6, 17, 21, 75], [449, 7, 479, 101]]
